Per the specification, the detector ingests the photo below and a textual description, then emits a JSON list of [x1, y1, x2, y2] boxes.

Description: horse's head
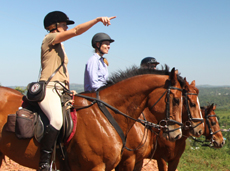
[[147, 68, 183, 141], [182, 79, 204, 137], [202, 104, 225, 148]]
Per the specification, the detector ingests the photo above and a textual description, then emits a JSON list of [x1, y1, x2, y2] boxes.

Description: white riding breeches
[[38, 82, 64, 130]]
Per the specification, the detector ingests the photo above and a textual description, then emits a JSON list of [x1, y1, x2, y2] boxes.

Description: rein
[[73, 92, 163, 154], [124, 113, 160, 152], [74, 93, 162, 130], [72, 84, 183, 151]]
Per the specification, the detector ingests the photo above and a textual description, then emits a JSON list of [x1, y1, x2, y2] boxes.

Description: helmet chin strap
[[97, 42, 104, 57], [49, 23, 59, 32]]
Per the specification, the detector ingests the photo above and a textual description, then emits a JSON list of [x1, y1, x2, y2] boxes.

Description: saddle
[[5, 93, 77, 145]]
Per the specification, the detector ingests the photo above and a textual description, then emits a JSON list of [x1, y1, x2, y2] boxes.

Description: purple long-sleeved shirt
[[84, 53, 108, 92]]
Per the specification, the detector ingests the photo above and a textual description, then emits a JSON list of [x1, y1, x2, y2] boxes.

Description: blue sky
[[0, 0, 229, 86]]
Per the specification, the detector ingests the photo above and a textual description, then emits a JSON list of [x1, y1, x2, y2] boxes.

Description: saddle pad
[[65, 108, 77, 145]]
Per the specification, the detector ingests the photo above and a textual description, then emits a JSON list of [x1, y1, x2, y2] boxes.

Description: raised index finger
[[109, 16, 116, 20]]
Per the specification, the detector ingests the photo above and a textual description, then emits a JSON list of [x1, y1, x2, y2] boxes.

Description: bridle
[[149, 82, 183, 133], [189, 107, 222, 147], [204, 108, 222, 143], [183, 90, 204, 130]]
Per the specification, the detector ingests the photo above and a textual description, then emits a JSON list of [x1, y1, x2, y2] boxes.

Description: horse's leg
[[157, 158, 167, 171], [133, 160, 143, 171], [167, 139, 186, 171], [116, 156, 136, 171], [168, 159, 180, 171]]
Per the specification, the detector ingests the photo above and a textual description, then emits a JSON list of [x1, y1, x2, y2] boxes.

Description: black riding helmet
[[91, 33, 114, 56], [92, 33, 114, 48], [140, 57, 159, 66], [44, 11, 74, 31]]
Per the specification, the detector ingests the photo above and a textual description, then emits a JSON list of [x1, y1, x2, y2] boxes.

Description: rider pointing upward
[[38, 11, 116, 171]]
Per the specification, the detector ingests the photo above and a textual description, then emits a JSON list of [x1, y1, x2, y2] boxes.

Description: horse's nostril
[[175, 134, 181, 140], [222, 140, 225, 146]]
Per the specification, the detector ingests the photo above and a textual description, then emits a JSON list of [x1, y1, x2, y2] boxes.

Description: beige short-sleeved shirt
[[39, 32, 68, 83]]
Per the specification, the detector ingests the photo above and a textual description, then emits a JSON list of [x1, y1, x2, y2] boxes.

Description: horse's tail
[[0, 151, 5, 167]]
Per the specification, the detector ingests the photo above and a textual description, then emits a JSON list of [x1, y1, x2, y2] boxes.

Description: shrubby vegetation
[[198, 86, 230, 109], [69, 83, 84, 93], [15, 86, 27, 94]]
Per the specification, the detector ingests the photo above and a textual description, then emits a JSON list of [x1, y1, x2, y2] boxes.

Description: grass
[[216, 109, 230, 118], [177, 110, 230, 171], [178, 139, 230, 171]]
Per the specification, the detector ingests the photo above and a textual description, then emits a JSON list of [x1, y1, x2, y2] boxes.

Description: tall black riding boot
[[38, 124, 59, 171]]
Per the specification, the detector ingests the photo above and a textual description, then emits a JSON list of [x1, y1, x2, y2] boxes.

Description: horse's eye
[[190, 102, 196, 108], [173, 98, 180, 105], [211, 121, 216, 126]]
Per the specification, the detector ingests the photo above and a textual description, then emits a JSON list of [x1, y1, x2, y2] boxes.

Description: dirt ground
[[0, 157, 168, 171]]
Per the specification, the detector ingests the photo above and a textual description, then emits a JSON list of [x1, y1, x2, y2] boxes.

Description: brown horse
[[153, 103, 225, 171], [115, 79, 205, 171], [0, 67, 183, 171], [200, 103, 225, 148]]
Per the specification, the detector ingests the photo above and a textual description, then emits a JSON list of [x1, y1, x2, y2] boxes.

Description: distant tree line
[[198, 87, 230, 110]]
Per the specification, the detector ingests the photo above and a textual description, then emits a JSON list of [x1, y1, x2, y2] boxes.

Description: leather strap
[[46, 61, 64, 84], [97, 101, 126, 153]]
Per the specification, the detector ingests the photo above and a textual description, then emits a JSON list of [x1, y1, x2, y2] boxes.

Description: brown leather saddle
[[22, 94, 74, 144]]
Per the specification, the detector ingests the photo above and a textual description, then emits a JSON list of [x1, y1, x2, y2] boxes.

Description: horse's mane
[[107, 65, 170, 85], [98, 64, 185, 90]]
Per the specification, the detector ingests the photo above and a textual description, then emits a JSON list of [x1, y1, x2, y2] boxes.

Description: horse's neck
[[142, 109, 157, 123], [201, 109, 206, 119], [99, 75, 168, 133], [101, 75, 168, 118]]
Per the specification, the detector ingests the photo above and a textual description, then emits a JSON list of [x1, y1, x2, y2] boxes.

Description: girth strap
[[97, 101, 126, 153]]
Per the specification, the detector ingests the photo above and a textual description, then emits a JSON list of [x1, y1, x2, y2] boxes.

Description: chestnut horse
[[115, 79, 205, 171], [153, 103, 225, 171], [199, 103, 225, 148], [0, 67, 183, 171]]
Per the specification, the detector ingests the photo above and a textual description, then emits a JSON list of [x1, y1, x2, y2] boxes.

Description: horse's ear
[[175, 69, 179, 75], [170, 67, 176, 85], [184, 78, 189, 87], [184, 77, 187, 82], [211, 103, 216, 110], [190, 80, 196, 86]]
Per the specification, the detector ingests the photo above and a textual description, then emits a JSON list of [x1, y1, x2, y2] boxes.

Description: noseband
[[183, 91, 204, 130]]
